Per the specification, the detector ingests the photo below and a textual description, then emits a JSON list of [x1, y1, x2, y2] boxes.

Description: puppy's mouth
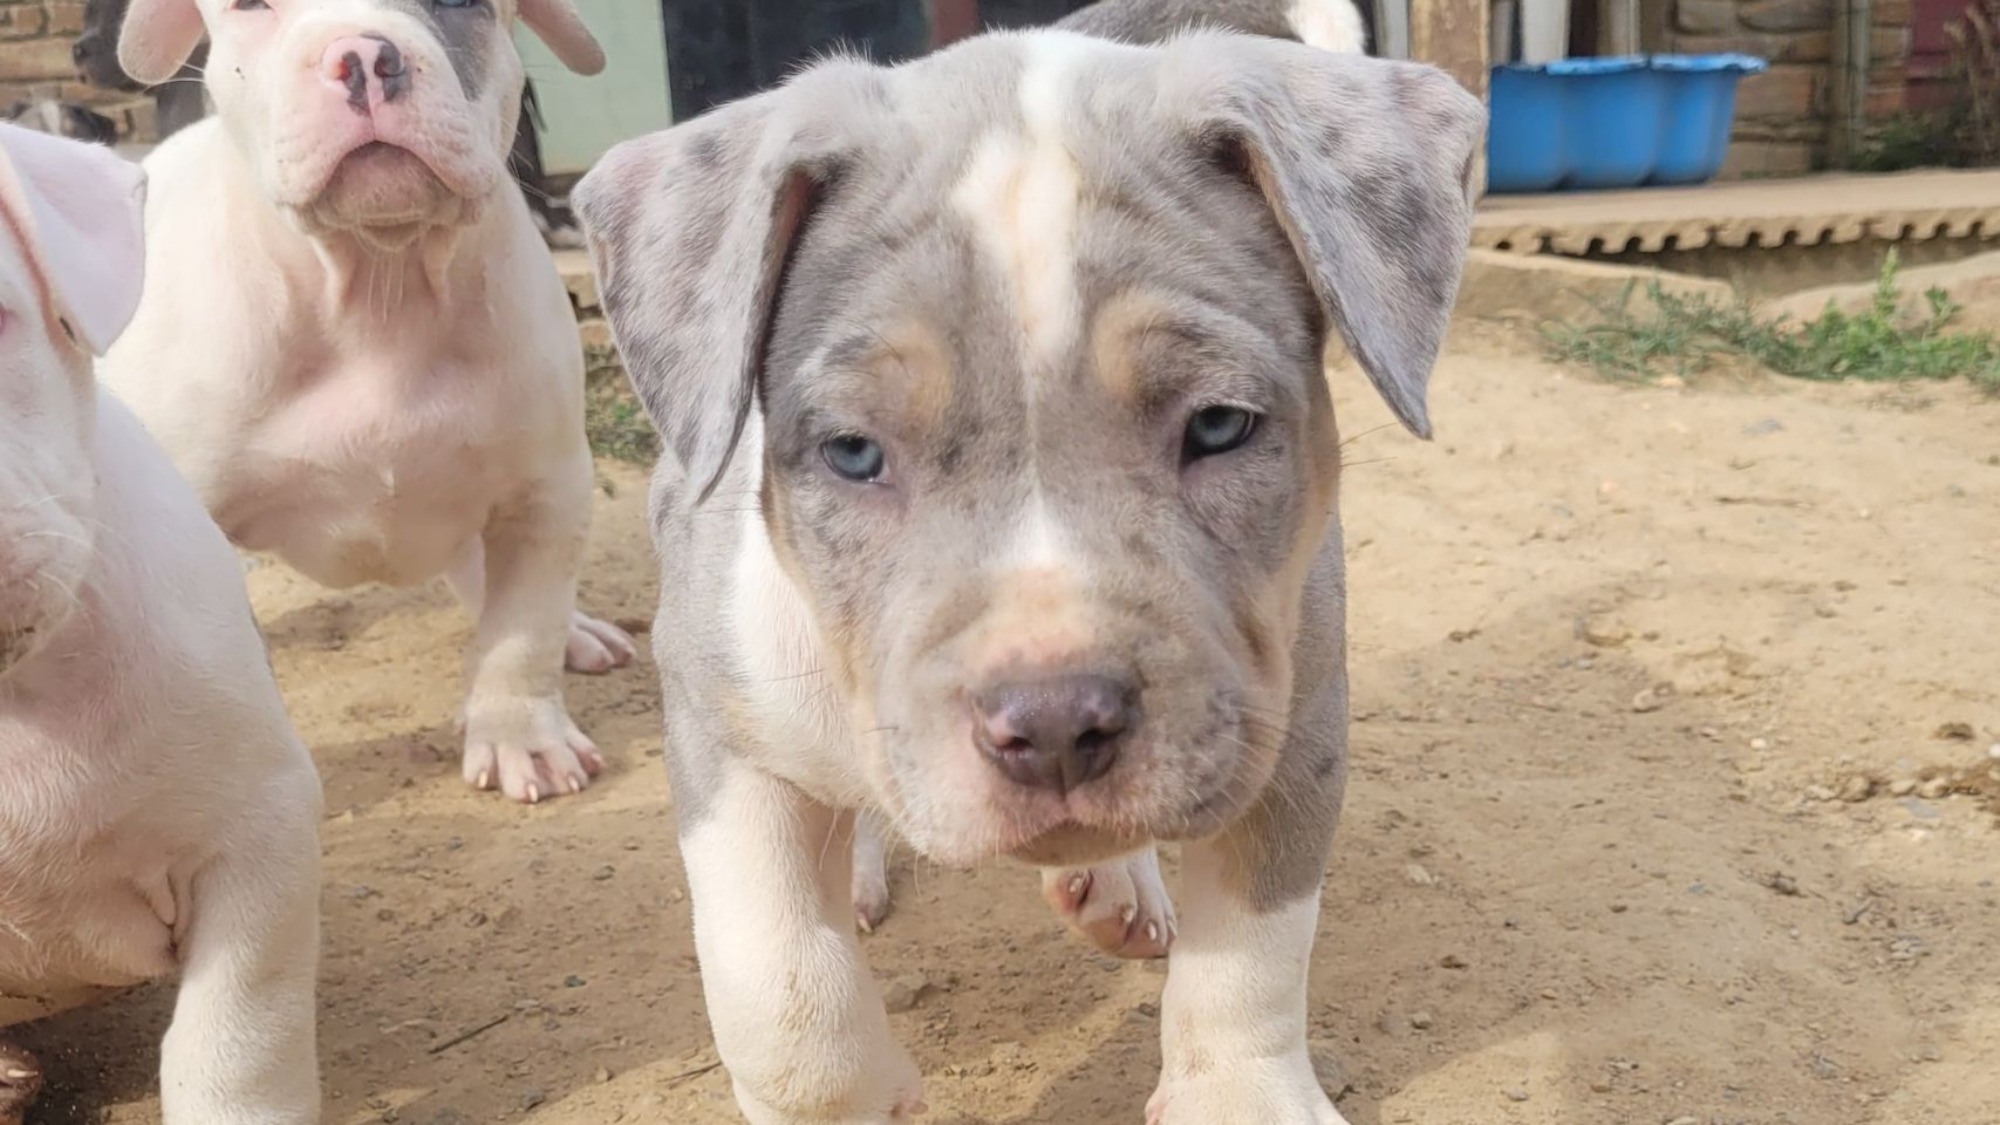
[[301, 141, 473, 242]]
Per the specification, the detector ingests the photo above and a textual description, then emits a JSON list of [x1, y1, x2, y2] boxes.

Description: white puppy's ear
[[572, 59, 884, 502], [0, 122, 147, 356], [1163, 38, 1485, 439], [519, 0, 606, 75], [118, 0, 204, 87]]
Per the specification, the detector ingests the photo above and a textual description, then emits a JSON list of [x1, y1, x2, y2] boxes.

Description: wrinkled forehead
[[767, 33, 1318, 420]]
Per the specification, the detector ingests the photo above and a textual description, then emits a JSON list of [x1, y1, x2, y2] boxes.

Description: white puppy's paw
[[852, 828, 893, 935], [733, 1056, 926, 1125], [565, 611, 638, 674], [1146, 1054, 1346, 1125], [1041, 848, 1176, 959], [0, 1039, 43, 1125], [462, 695, 604, 803]]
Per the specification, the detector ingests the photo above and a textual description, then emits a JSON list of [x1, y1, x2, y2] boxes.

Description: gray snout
[[974, 674, 1137, 795]]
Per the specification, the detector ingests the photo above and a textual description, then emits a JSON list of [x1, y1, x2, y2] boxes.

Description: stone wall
[[0, 0, 155, 139], [1664, 0, 1914, 177]]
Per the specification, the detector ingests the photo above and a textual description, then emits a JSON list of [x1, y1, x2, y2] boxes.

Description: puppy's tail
[[1057, 0, 1369, 53]]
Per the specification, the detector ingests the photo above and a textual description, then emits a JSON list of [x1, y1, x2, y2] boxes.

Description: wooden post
[[1410, 0, 1493, 198]]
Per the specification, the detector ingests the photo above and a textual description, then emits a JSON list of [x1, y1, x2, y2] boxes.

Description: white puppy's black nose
[[321, 34, 409, 112], [974, 674, 1136, 794]]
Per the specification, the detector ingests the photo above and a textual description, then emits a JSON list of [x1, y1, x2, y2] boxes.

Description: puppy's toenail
[[1067, 874, 1087, 899], [1146, 921, 1160, 944], [1120, 905, 1136, 926], [475, 770, 491, 790], [527, 783, 541, 804]]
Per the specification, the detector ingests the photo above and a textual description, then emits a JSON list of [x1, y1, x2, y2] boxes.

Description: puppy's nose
[[975, 674, 1136, 794], [320, 34, 410, 110]]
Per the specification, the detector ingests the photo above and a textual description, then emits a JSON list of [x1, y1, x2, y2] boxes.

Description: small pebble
[[882, 975, 934, 1014], [1988, 743, 2000, 762], [1888, 778, 1917, 797], [521, 1088, 546, 1111], [1749, 737, 1770, 752], [1667, 1118, 1700, 1125], [564, 975, 586, 989], [1839, 775, 1875, 802], [1918, 777, 1950, 800], [1631, 687, 1668, 714], [1504, 1087, 1530, 1103], [1439, 953, 1469, 970], [1409, 1010, 1435, 1030]]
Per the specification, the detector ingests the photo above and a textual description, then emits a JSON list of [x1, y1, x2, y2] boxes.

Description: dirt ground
[[17, 322, 2000, 1125]]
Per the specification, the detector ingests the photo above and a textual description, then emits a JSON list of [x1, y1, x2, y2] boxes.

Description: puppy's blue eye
[[1183, 405, 1258, 461], [433, 0, 479, 8], [823, 434, 887, 483], [231, 0, 269, 10]]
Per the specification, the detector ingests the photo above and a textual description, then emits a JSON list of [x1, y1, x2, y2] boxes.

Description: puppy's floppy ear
[[1163, 37, 1484, 439], [118, 0, 204, 86], [519, 0, 607, 76], [573, 60, 882, 502], [0, 122, 147, 355]]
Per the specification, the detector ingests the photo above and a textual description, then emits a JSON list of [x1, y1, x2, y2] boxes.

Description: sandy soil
[[17, 326, 2000, 1125]]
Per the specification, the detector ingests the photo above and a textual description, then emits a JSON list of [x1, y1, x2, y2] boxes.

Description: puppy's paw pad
[[1042, 849, 1176, 959], [566, 612, 638, 675]]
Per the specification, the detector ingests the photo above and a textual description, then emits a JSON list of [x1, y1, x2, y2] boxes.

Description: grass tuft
[[1542, 252, 2000, 393], [584, 345, 660, 465]]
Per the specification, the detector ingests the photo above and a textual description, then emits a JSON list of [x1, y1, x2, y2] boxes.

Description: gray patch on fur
[[381, 0, 494, 100]]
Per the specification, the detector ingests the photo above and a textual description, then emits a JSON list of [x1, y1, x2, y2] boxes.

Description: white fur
[[1287, 0, 1369, 54], [951, 33, 1098, 373], [682, 763, 925, 1123], [1, 399, 325, 1125], [1149, 852, 1345, 1124], [97, 0, 634, 806]]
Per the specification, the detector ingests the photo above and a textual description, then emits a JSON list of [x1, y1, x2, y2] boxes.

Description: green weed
[[584, 346, 659, 465], [1542, 252, 2000, 392]]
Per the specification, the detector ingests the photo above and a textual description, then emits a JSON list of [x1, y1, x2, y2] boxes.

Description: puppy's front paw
[[462, 695, 604, 803], [1146, 1054, 1345, 1125], [0, 1039, 43, 1125], [1041, 848, 1176, 959], [565, 611, 638, 674], [733, 1056, 926, 1125]]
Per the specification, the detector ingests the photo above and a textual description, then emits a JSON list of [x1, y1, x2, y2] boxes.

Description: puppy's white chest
[[215, 356, 518, 589]]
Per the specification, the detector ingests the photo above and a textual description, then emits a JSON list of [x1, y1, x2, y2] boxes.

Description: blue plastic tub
[[1487, 54, 1769, 194]]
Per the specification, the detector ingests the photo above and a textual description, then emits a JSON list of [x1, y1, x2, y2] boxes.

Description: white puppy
[[98, 0, 635, 804], [0, 122, 321, 1125]]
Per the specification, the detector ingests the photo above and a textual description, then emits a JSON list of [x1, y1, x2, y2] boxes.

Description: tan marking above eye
[[1088, 289, 1177, 406]]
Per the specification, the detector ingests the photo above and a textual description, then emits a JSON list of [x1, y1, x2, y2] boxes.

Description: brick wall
[[0, 0, 156, 139], [1664, 0, 1913, 177]]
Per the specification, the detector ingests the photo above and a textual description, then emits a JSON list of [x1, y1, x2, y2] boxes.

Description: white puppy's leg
[[0, 1039, 41, 1125], [1146, 838, 1345, 1125], [851, 811, 893, 934], [1041, 847, 1177, 959], [456, 467, 619, 803], [158, 798, 322, 1125], [446, 539, 637, 677], [687, 764, 923, 1123]]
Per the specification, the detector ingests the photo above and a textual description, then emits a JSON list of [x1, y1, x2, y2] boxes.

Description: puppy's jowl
[[0, 123, 322, 1125], [579, 20, 1482, 1125], [97, 0, 635, 804]]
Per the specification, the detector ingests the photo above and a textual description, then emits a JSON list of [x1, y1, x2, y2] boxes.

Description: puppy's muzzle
[[974, 672, 1138, 795], [322, 33, 410, 114]]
